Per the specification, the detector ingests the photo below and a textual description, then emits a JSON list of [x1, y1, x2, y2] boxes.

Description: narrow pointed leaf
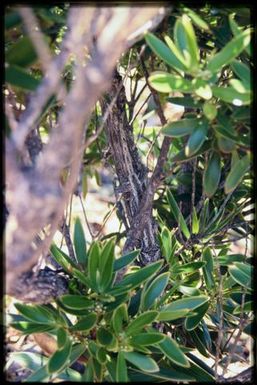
[[47, 338, 72, 374], [225, 153, 250, 193], [185, 120, 208, 157], [162, 118, 198, 137], [74, 217, 87, 265], [59, 295, 94, 310], [130, 332, 165, 346], [149, 72, 194, 93], [119, 260, 163, 289], [167, 190, 190, 239], [203, 152, 221, 197], [116, 352, 128, 382], [113, 250, 140, 272], [126, 311, 158, 336], [206, 29, 251, 73], [141, 272, 170, 310]]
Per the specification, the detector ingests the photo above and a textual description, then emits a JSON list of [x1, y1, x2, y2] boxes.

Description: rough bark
[[100, 71, 161, 265]]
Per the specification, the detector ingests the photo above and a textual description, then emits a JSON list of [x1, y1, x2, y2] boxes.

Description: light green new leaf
[[149, 72, 194, 93], [124, 352, 159, 373], [158, 336, 190, 367], [184, 7, 210, 31], [212, 86, 251, 106], [191, 207, 199, 234], [206, 28, 251, 73]]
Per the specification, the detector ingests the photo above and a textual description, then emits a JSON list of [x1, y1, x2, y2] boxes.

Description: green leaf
[[167, 96, 202, 109], [126, 311, 158, 336], [119, 260, 163, 290], [191, 207, 199, 234], [233, 301, 253, 314], [57, 328, 69, 349], [173, 261, 205, 274], [202, 247, 215, 290], [47, 337, 72, 374], [141, 272, 170, 310], [130, 332, 165, 346], [96, 328, 114, 346], [113, 250, 140, 272], [99, 239, 115, 292], [6, 36, 38, 67], [88, 242, 101, 291], [203, 101, 217, 120], [145, 32, 187, 72], [218, 254, 245, 265], [149, 72, 194, 93], [184, 301, 209, 330], [158, 309, 191, 321], [96, 347, 108, 364], [161, 227, 172, 262], [129, 366, 194, 382], [185, 120, 208, 157], [73, 217, 87, 266], [224, 153, 250, 193], [5, 65, 40, 91], [206, 28, 251, 73], [70, 313, 97, 332], [14, 303, 55, 324], [59, 295, 94, 310], [212, 85, 251, 106], [231, 60, 250, 89], [167, 190, 190, 239], [111, 303, 128, 335], [181, 14, 200, 70], [203, 152, 221, 198], [158, 336, 190, 367], [171, 140, 211, 163], [50, 243, 77, 273], [10, 322, 54, 334], [229, 14, 251, 56], [228, 262, 252, 290], [164, 35, 189, 70], [184, 7, 210, 31], [178, 285, 201, 296], [162, 118, 198, 137], [193, 79, 212, 100], [124, 352, 159, 373], [161, 295, 209, 313], [116, 351, 128, 382], [5, 11, 22, 29]]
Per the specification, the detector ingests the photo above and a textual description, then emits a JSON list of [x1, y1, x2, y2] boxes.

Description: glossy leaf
[[161, 227, 172, 262], [184, 7, 210, 31], [73, 217, 87, 266], [158, 336, 190, 367], [203, 152, 221, 198], [231, 60, 250, 89], [149, 72, 194, 93], [116, 351, 128, 382], [161, 295, 209, 313], [126, 311, 158, 336], [14, 303, 55, 324], [162, 118, 198, 137], [224, 153, 250, 193], [57, 328, 69, 349], [119, 260, 163, 289], [206, 28, 251, 73], [193, 79, 212, 100], [59, 295, 94, 310], [50, 243, 77, 273], [203, 101, 217, 120], [184, 301, 209, 330], [167, 96, 202, 109], [212, 85, 251, 106], [124, 352, 159, 373], [130, 332, 165, 346], [113, 250, 140, 272], [158, 309, 191, 321], [233, 301, 253, 314], [228, 262, 252, 290], [99, 240, 115, 292], [167, 190, 190, 239], [202, 247, 215, 290], [181, 14, 199, 70], [141, 272, 169, 310], [88, 242, 101, 291], [145, 32, 187, 72], [70, 313, 97, 332], [111, 303, 128, 335], [10, 322, 54, 334], [173, 261, 205, 274], [185, 120, 208, 157], [47, 338, 72, 374], [96, 328, 114, 346]]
